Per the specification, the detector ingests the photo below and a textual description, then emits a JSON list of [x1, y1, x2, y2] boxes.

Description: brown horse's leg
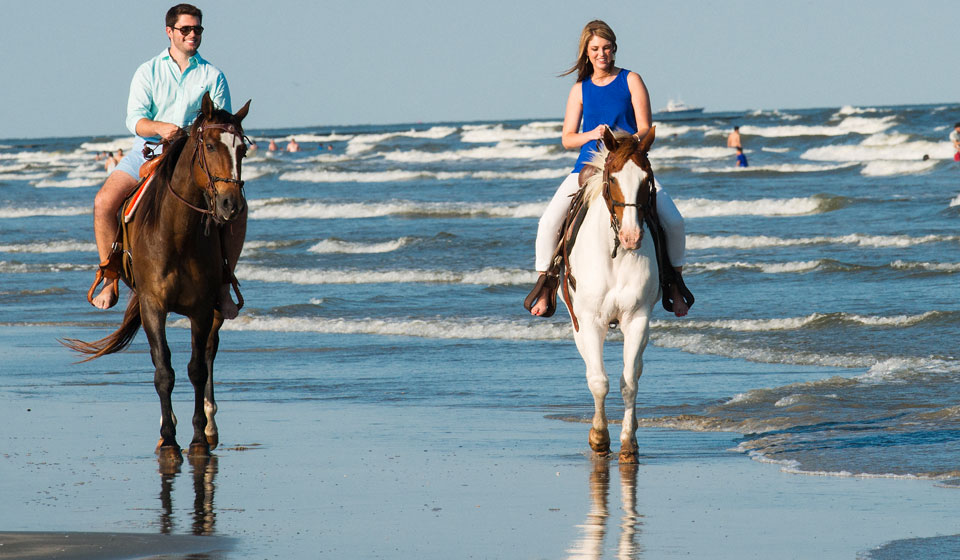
[[187, 312, 215, 457], [203, 316, 223, 449], [140, 300, 181, 461]]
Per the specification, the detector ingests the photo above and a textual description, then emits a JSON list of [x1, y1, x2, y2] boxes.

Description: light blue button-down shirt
[[125, 49, 232, 139]]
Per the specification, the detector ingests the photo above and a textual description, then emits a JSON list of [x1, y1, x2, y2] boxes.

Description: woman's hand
[[588, 125, 607, 142]]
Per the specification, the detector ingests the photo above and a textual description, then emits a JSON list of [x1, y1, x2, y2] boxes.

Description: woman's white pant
[[534, 173, 686, 272]]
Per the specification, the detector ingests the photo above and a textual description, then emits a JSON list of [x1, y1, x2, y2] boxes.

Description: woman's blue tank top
[[573, 69, 637, 172]]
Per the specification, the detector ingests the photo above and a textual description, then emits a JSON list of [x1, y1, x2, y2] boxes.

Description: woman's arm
[[626, 71, 652, 140], [560, 82, 605, 150]]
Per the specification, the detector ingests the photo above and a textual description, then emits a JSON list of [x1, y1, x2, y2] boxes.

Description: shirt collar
[[160, 49, 204, 69]]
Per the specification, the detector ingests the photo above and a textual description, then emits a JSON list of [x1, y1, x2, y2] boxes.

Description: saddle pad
[[123, 172, 156, 224]]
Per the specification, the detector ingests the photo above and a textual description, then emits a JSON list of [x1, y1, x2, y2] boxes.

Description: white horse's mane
[[581, 131, 636, 203]]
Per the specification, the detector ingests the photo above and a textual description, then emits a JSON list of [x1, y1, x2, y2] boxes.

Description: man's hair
[[733, 126, 740, 131], [954, 122, 960, 129], [166, 4, 202, 28]]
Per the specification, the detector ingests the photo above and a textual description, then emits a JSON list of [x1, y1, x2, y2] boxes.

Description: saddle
[[87, 149, 244, 312], [524, 166, 694, 321]]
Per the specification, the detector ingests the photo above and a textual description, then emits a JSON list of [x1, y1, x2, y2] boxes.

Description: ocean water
[[2, 103, 959, 492]]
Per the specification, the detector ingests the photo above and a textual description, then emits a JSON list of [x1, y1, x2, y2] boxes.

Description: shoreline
[[3, 325, 960, 558]]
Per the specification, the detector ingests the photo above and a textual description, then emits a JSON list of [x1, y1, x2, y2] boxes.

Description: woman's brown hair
[[561, 20, 618, 83]]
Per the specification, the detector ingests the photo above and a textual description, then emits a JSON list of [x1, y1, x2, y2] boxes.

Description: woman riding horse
[[529, 20, 688, 318]]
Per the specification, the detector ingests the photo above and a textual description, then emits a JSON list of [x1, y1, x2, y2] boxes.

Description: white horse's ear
[[234, 100, 251, 122], [637, 126, 656, 153], [201, 91, 214, 118], [600, 125, 617, 152]]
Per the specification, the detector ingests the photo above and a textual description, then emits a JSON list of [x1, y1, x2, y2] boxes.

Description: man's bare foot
[[219, 284, 239, 320], [91, 283, 118, 310]]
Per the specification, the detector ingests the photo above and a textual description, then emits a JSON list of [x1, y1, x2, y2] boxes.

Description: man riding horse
[[91, 3, 244, 319]]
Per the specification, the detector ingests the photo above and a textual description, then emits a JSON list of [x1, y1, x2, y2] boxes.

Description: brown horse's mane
[[138, 107, 240, 229]]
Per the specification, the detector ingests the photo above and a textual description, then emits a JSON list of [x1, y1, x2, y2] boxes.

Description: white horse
[[563, 126, 660, 464]]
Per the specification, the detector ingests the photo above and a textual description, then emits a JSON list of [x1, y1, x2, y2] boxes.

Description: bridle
[[599, 147, 655, 257], [166, 119, 249, 226]]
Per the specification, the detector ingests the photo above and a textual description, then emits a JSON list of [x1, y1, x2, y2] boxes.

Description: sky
[[3, 0, 957, 139]]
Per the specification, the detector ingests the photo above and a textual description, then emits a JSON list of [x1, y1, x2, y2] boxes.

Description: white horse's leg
[[574, 321, 611, 455], [618, 315, 651, 464]]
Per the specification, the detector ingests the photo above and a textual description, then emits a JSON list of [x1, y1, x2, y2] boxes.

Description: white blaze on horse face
[[219, 131, 243, 180], [612, 161, 648, 250]]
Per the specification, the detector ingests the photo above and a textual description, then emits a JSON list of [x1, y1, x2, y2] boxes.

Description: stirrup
[[523, 273, 558, 317], [87, 254, 122, 308], [221, 266, 244, 311], [662, 273, 695, 313]]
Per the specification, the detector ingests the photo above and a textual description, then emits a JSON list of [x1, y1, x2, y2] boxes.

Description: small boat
[[657, 99, 704, 116]]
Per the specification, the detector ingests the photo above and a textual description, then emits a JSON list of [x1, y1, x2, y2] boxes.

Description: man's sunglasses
[[171, 25, 204, 36]]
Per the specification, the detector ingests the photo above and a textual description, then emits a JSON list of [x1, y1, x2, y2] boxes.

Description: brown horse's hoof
[[157, 445, 183, 463], [188, 442, 211, 457], [206, 433, 219, 450], [589, 427, 611, 454]]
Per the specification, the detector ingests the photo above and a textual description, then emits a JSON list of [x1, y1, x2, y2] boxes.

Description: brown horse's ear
[[637, 125, 656, 153], [600, 125, 617, 152], [234, 100, 251, 122], [201, 91, 213, 118]]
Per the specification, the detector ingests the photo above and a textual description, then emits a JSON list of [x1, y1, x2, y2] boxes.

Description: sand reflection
[[567, 459, 643, 559], [157, 454, 219, 536]]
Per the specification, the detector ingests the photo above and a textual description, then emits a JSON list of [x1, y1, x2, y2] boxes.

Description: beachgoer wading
[[91, 3, 244, 319], [529, 20, 688, 318]]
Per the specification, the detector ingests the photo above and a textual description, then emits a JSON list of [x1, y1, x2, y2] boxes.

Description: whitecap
[[33, 177, 101, 188], [690, 163, 856, 174], [860, 160, 939, 176], [0, 241, 96, 253], [247, 198, 545, 220], [236, 264, 535, 285], [307, 237, 414, 254], [0, 206, 89, 218], [171, 315, 572, 341], [676, 196, 827, 217]]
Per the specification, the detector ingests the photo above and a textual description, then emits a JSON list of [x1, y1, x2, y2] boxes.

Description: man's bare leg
[[92, 171, 138, 309], [218, 205, 247, 320]]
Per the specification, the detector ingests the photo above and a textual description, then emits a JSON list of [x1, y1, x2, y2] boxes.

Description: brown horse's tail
[[61, 293, 142, 362]]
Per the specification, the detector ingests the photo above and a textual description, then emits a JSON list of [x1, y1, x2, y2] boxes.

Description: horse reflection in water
[[158, 455, 219, 536], [566, 460, 643, 559]]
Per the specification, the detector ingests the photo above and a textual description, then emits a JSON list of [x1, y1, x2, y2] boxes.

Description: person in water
[[529, 19, 688, 318], [727, 126, 742, 149], [90, 3, 243, 319], [950, 123, 960, 162], [736, 147, 748, 167]]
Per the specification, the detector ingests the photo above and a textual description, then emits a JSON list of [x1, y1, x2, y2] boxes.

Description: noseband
[[601, 150, 654, 257]]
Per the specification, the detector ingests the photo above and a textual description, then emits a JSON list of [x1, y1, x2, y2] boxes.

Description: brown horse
[[64, 93, 251, 462]]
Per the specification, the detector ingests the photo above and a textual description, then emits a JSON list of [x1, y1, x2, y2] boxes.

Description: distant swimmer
[[727, 126, 742, 149], [268, 139, 278, 151], [950, 123, 960, 161], [736, 147, 748, 167], [286, 138, 300, 152]]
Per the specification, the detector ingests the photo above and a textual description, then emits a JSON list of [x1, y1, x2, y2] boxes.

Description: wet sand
[[3, 327, 960, 559], [0, 531, 229, 559]]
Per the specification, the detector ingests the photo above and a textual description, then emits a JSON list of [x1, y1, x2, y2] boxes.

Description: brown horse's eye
[[206, 143, 215, 151]]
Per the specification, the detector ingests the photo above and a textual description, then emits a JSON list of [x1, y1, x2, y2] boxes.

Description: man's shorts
[[113, 137, 163, 180]]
